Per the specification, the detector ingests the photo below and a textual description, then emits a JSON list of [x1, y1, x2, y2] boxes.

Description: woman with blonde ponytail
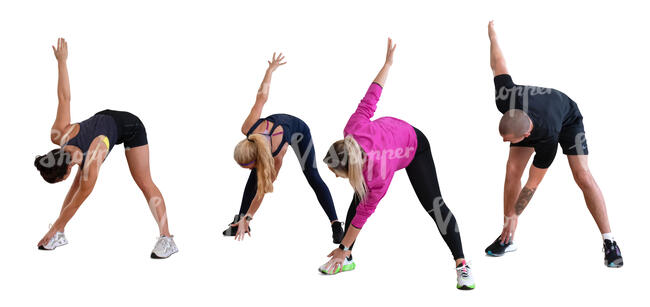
[[224, 53, 343, 244], [320, 38, 475, 291]]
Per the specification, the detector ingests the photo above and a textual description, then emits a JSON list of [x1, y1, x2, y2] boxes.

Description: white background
[[1, 0, 647, 306]]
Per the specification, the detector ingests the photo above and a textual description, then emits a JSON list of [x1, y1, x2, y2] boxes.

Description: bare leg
[[125, 145, 171, 237], [488, 20, 509, 76], [567, 155, 611, 234]]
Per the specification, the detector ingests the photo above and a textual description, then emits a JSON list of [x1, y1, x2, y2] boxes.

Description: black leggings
[[238, 127, 339, 222], [344, 127, 465, 260]]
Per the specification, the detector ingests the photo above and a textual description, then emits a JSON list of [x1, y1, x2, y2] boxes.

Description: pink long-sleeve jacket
[[343, 82, 418, 229]]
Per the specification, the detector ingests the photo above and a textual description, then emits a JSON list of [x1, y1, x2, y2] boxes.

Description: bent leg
[[405, 131, 464, 260], [567, 155, 611, 234], [125, 145, 171, 236]]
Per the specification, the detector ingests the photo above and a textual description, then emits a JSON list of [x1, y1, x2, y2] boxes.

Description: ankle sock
[[602, 233, 614, 242]]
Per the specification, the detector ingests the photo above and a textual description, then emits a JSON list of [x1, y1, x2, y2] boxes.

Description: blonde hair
[[323, 135, 368, 200], [234, 134, 276, 196]]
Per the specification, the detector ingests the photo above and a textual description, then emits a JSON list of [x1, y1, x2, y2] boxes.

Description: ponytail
[[343, 135, 368, 200], [323, 135, 367, 201], [234, 134, 276, 197]]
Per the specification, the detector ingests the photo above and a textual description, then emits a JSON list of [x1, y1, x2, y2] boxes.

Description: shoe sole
[[605, 260, 623, 268], [222, 226, 248, 237], [319, 263, 356, 275], [457, 284, 475, 290], [38, 242, 68, 251], [150, 250, 178, 259], [486, 245, 517, 257]]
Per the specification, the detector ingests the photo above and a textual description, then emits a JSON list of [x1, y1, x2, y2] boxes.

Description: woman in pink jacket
[[320, 39, 475, 290]]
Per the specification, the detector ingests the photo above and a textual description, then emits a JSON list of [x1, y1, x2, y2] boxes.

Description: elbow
[[256, 93, 268, 104], [58, 94, 71, 103], [50, 126, 64, 144]]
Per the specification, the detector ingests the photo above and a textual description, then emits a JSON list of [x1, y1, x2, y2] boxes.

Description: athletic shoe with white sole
[[319, 256, 356, 275], [38, 232, 68, 250], [485, 236, 517, 256], [456, 261, 475, 290], [151, 236, 178, 259], [603, 239, 623, 268]]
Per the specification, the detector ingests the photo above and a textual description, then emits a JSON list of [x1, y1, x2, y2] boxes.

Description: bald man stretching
[[485, 21, 623, 268]]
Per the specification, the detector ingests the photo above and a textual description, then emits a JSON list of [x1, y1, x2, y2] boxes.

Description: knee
[[505, 164, 525, 181], [303, 168, 320, 182], [573, 170, 595, 189], [134, 176, 156, 191]]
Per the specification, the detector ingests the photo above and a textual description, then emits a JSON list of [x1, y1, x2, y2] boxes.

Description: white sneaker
[[319, 257, 356, 275], [456, 261, 475, 290], [39, 232, 68, 250], [150, 236, 178, 259]]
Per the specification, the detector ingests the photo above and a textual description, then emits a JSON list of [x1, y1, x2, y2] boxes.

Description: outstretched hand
[[385, 38, 396, 65], [267, 52, 286, 72], [52, 38, 68, 62], [500, 215, 518, 244], [323, 247, 351, 274], [488, 20, 497, 40], [234, 218, 251, 241], [37, 227, 58, 248]]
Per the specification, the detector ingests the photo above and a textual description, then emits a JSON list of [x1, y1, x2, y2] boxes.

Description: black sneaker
[[332, 221, 344, 244], [603, 239, 623, 268], [485, 236, 517, 257], [222, 214, 247, 236]]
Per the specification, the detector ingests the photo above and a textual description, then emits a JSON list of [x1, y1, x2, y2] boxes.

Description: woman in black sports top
[[224, 53, 343, 244], [33, 38, 178, 259]]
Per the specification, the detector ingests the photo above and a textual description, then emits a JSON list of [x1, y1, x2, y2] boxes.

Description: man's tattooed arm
[[514, 187, 536, 215]]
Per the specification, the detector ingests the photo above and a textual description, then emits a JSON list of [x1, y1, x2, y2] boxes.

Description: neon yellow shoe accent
[[319, 260, 356, 275]]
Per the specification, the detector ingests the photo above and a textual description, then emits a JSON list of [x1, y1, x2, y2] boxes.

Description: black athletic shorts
[[96, 109, 148, 149]]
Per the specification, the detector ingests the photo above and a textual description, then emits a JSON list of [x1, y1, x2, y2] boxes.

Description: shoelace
[[156, 237, 170, 251], [457, 265, 470, 278], [603, 242, 618, 254]]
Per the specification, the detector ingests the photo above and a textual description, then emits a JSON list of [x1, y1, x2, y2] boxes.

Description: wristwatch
[[244, 215, 253, 222], [338, 244, 350, 251]]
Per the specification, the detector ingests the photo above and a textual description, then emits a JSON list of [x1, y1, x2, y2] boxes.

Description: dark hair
[[34, 149, 71, 183]]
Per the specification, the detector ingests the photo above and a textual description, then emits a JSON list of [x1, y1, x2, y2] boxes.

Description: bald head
[[499, 109, 532, 140]]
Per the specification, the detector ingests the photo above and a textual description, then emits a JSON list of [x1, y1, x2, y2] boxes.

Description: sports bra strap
[[246, 119, 266, 136], [246, 118, 286, 157]]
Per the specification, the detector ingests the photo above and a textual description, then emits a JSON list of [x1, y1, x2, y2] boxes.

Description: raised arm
[[488, 21, 509, 76], [344, 39, 396, 130], [51, 38, 72, 145], [240, 53, 286, 135], [373, 38, 396, 87]]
